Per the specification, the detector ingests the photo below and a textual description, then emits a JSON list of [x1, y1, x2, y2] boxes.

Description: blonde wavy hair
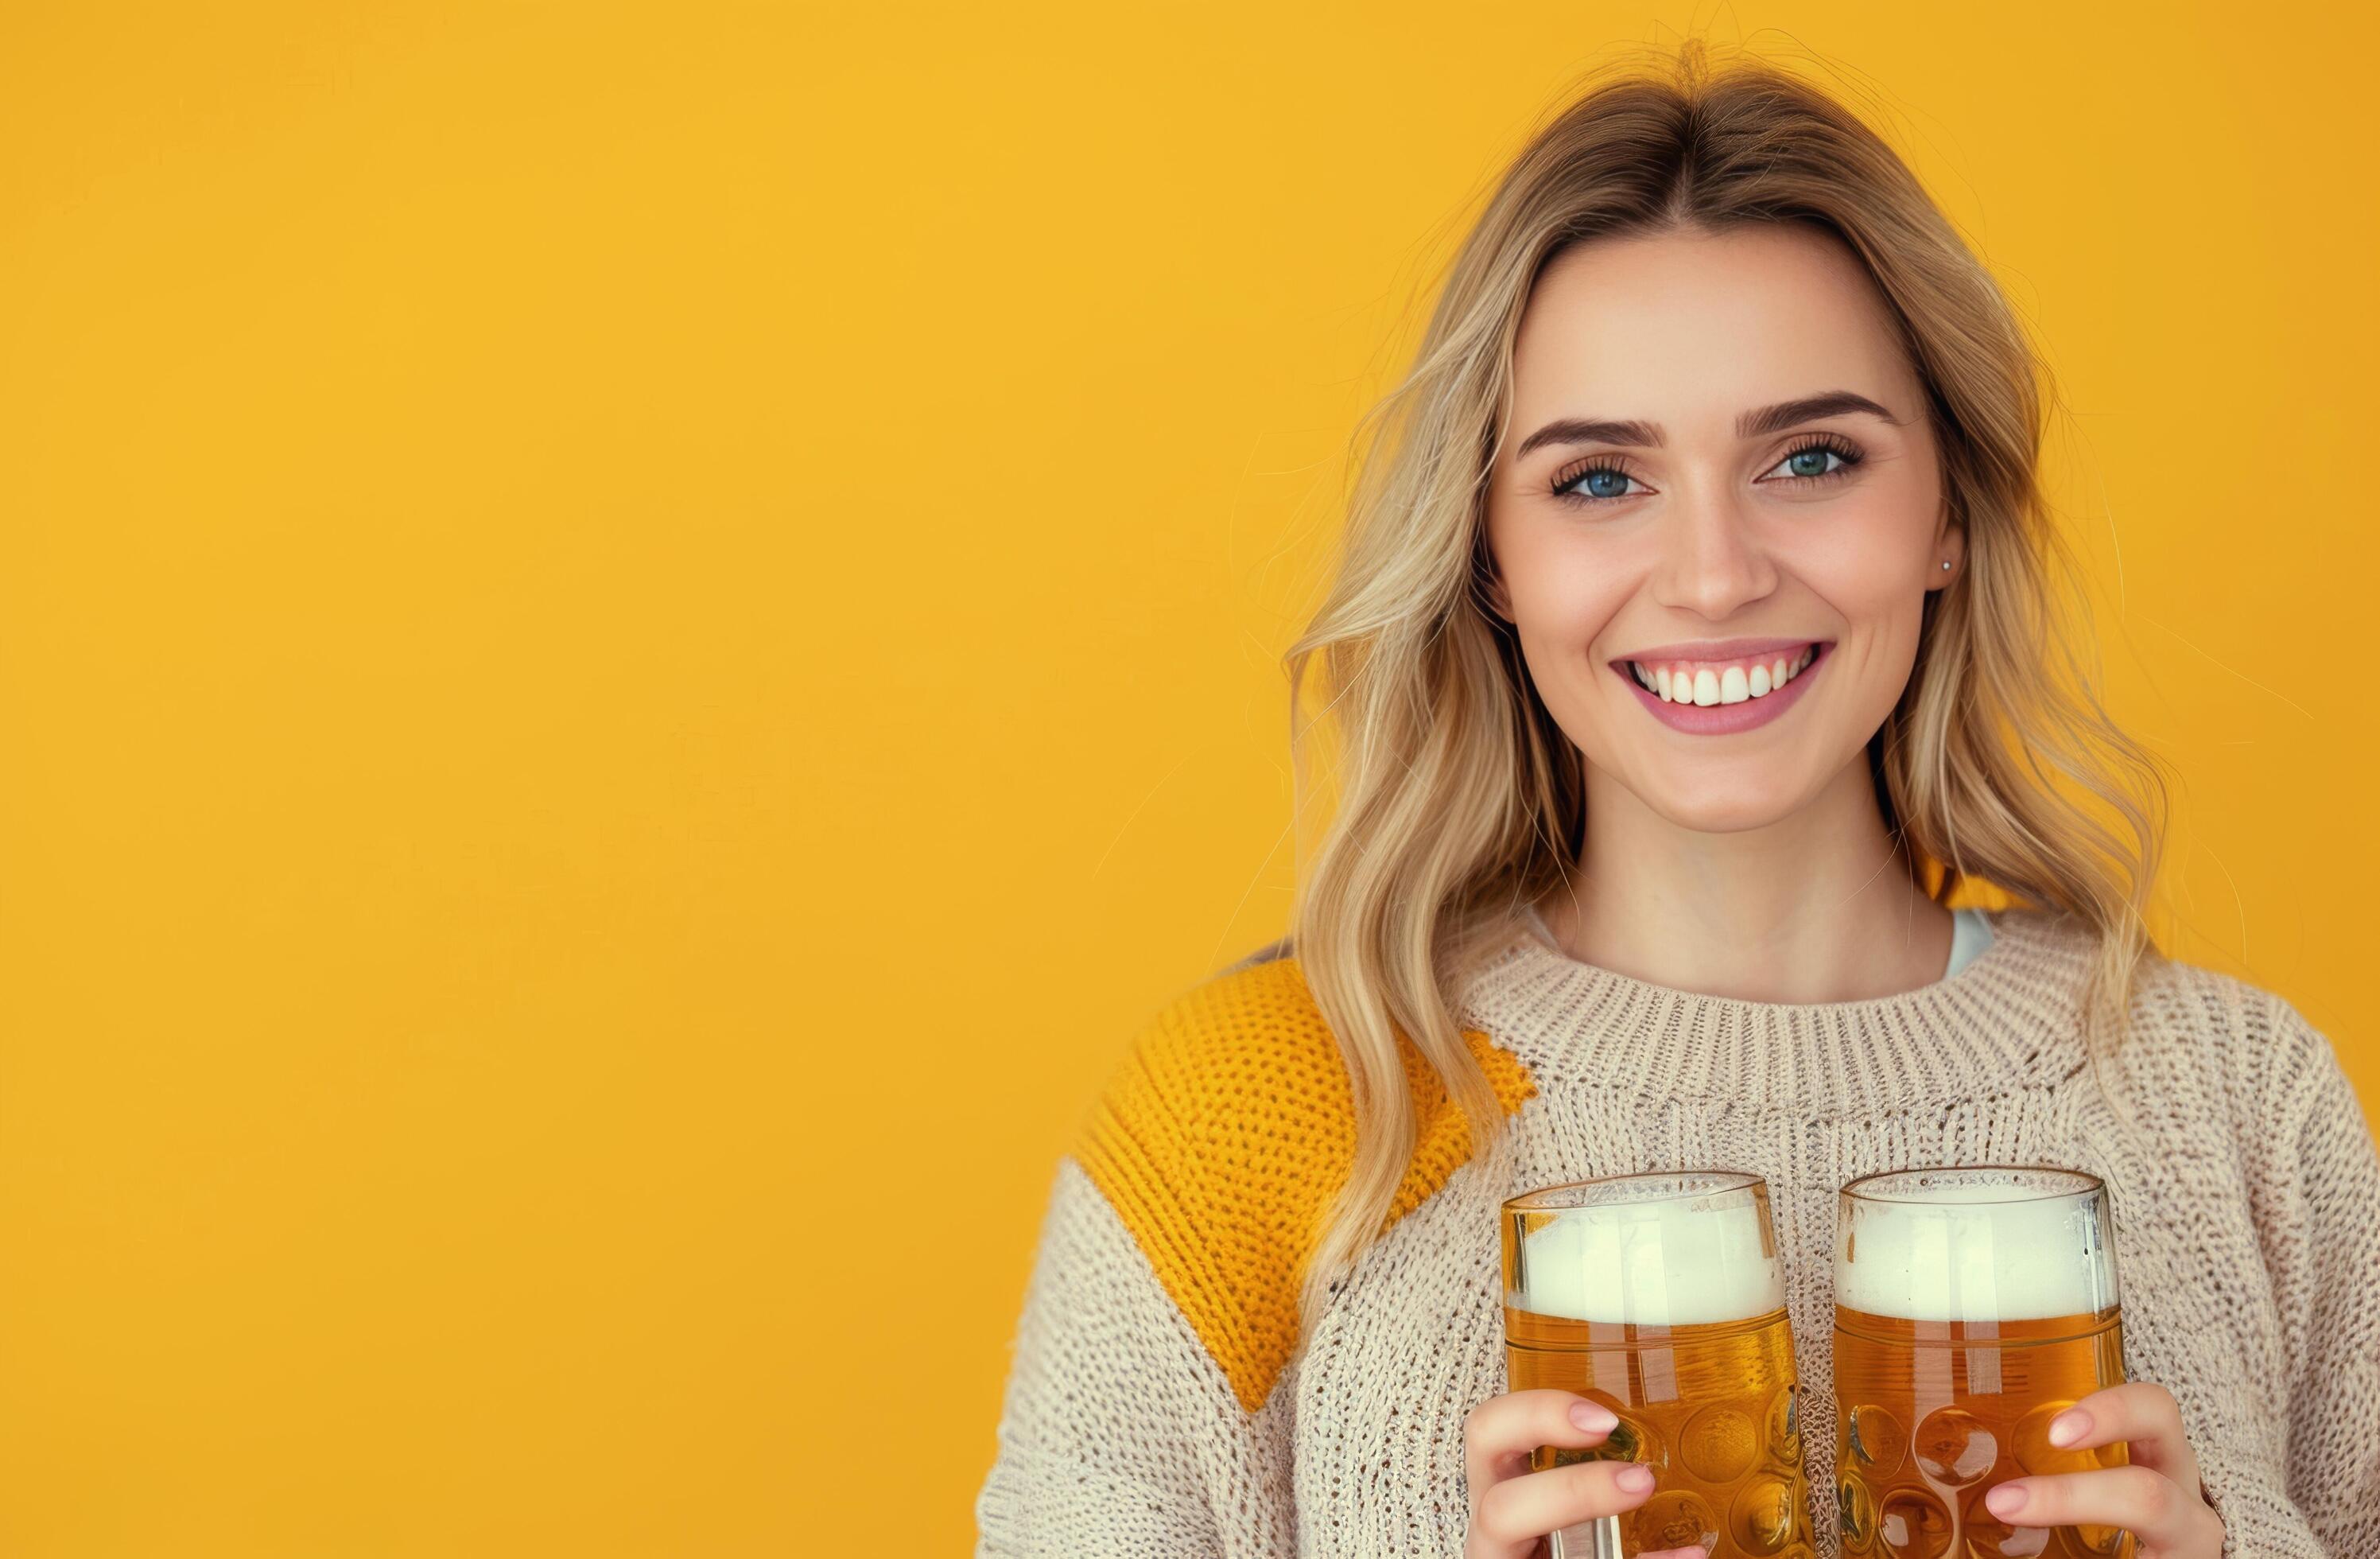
[[1279, 43, 2170, 1354]]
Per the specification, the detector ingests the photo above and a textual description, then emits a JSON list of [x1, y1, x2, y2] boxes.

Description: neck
[[1537, 752, 1954, 1004]]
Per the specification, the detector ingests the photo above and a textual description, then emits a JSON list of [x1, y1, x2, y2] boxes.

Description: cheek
[[1505, 555, 1629, 683], [1512, 566, 1621, 632], [1777, 497, 1935, 718], [1791, 468, 1942, 602], [1501, 552, 1637, 765], [1495, 511, 1624, 632]]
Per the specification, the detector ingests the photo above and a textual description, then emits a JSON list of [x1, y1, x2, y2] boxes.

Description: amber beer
[[1833, 1166, 2134, 1559], [1501, 1171, 1814, 1559]]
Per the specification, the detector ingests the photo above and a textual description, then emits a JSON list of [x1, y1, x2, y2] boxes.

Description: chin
[[1634, 781, 1808, 836]]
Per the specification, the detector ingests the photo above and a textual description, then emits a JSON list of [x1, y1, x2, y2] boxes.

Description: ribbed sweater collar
[[1454, 905, 2100, 1116]]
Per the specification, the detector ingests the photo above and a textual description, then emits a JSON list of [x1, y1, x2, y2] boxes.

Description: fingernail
[[1570, 1400, 1618, 1433], [1985, 1483, 2027, 1518], [1615, 1463, 1654, 1495], [2047, 1409, 2090, 1448]]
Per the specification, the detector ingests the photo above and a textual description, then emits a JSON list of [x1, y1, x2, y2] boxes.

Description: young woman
[[976, 48, 2378, 1559]]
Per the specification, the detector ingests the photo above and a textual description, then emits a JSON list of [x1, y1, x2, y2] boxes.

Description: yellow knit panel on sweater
[[1074, 955, 1538, 1413]]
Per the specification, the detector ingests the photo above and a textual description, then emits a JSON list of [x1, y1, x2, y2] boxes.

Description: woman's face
[[1482, 221, 1959, 834]]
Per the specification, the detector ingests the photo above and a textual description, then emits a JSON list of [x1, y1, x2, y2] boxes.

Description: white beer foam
[[1838, 1181, 2118, 1323], [1516, 1195, 1782, 1326]]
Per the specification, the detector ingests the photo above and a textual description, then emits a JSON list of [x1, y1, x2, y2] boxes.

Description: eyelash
[[1547, 435, 1866, 508]]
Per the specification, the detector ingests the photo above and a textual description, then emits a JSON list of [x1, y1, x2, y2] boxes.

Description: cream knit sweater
[[975, 906, 2380, 1556]]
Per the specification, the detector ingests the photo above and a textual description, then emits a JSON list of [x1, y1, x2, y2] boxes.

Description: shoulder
[[2106, 934, 2355, 1140], [1990, 902, 2315, 1068], [1081, 947, 1345, 1155], [1076, 947, 1538, 1205], [1966, 907, 2359, 1141], [1068, 947, 1536, 1413]]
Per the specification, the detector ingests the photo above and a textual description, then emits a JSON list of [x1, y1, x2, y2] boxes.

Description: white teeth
[[1629, 644, 1822, 706]]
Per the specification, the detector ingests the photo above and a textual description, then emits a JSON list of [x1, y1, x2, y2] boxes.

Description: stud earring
[[1941, 560, 1952, 570]]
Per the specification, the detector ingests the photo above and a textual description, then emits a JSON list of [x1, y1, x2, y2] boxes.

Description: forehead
[[1508, 224, 1916, 433]]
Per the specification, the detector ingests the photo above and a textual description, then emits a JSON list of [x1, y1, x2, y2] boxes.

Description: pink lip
[[1616, 641, 1830, 734]]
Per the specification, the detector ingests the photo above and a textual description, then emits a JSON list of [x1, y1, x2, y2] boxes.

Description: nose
[[1648, 476, 1779, 620]]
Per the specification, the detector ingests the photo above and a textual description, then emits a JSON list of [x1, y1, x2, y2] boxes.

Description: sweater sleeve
[[973, 1156, 1286, 1558], [2244, 994, 2380, 1556]]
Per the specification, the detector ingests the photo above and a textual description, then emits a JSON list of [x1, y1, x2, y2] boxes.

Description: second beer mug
[[1833, 1165, 2134, 1558], [1501, 1169, 1812, 1558]]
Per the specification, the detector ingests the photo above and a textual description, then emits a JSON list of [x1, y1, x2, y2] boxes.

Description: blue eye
[[1547, 436, 1865, 508], [1772, 444, 1854, 480], [1577, 466, 1640, 500]]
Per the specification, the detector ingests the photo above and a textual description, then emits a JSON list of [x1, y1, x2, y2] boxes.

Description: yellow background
[[2, 4, 2371, 1553]]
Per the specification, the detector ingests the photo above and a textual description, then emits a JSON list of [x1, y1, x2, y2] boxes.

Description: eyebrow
[[1512, 390, 1902, 461]]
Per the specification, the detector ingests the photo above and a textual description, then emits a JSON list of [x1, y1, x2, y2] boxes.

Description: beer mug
[[1500, 1170, 1812, 1558], [1833, 1165, 2133, 1558]]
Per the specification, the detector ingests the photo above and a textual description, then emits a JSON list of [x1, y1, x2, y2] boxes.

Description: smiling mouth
[[1613, 641, 1832, 706]]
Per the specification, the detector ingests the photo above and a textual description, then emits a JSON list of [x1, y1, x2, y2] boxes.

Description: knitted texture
[[976, 907, 2380, 1557], [1074, 956, 1538, 1412]]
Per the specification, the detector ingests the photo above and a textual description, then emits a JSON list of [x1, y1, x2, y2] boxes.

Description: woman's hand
[[1981, 1381, 2225, 1557], [1461, 1390, 1699, 1559]]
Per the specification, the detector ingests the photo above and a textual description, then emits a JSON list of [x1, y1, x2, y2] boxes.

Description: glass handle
[[1547, 1512, 1622, 1559]]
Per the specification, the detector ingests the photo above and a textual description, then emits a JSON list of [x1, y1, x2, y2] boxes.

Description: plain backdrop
[[1, 3, 2371, 1553]]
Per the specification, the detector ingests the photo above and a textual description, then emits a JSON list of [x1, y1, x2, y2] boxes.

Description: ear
[[1929, 514, 1966, 591]]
